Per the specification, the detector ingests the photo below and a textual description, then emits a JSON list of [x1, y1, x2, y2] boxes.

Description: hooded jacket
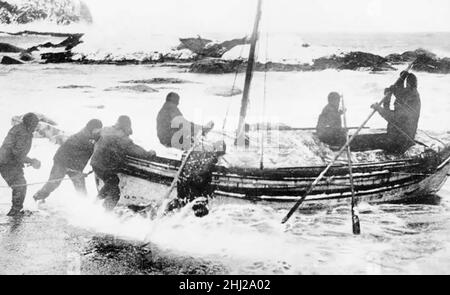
[[379, 77, 421, 148]]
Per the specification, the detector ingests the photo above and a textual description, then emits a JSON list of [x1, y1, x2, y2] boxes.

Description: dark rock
[[190, 51, 395, 74], [19, 51, 34, 61], [179, 36, 249, 58], [385, 48, 437, 64], [178, 36, 212, 53], [0, 42, 24, 53], [340, 52, 393, 71], [190, 58, 244, 74], [411, 54, 450, 74], [58, 85, 94, 89], [58, 34, 83, 50], [312, 51, 394, 71], [27, 34, 83, 52], [41, 51, 73, 63], [383, 48, 450, 74], [255, 62, 313, 72], [201, 37, 249, 58], [1, 56, 23, 64]]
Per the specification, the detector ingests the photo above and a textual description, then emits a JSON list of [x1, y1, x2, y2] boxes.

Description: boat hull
[[109, 148, 450, 210]]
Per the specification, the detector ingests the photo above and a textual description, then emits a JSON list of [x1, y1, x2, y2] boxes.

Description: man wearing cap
[[157, 92, 214, 150], [91, 116, 156, 210], [0, 113, 41, 216], [33, 119, 103, 202]]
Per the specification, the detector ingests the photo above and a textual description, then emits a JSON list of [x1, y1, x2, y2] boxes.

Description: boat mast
[[236, 0, 263, 145]]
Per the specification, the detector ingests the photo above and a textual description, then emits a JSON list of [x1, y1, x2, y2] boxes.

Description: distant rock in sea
[[58, 85, 94, 89], [120, 78, 192, 85], [178, 36, 249, 58], [1, 55, 23, 64]]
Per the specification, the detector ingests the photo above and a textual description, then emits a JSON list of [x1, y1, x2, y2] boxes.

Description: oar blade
[[352, 214, 361, 235]]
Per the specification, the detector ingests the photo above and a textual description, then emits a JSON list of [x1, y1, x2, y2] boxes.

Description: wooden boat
[[99, 0, 450, 211], [115, 146, 450, 210]]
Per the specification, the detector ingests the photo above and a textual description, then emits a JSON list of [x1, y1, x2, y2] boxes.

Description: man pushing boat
[[91, 116, 156, 210], [33, 119, 103, 202]]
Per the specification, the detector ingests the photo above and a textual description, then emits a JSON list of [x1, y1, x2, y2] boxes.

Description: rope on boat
[[0, 170, 93, 189]]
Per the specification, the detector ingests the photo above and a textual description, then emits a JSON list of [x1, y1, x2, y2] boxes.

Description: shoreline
[[1, 30, 450, 74]]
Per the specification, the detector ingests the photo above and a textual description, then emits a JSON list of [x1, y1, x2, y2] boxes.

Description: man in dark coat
[[0, 113, 41, 216], [33, 119, 103, 202], [157, 92, 214, 150], [316, 92, 347, 147], [91, 116, 156, 210], [350, 71, 421, 154]]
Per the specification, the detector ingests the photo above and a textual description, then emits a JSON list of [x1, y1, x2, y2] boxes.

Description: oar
[[281, 60, 417, 224], [341, 95, 361, 235]]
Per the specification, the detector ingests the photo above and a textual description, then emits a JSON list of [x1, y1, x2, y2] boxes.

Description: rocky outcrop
[[104, 85, 159, 93], [385, 48, 437, 64], [0, 42, 24, 53], [19, 51, 34, 61], [41, 51, 73, 63], [190, 58, 245, 74], [178, 36, 249, 58], [1, 55, 23, 64], [27, 33, 83, 52], [190, 52, 395, 74], [120, 78, 192, 84], [385, 49, 450, 74], [313, 51, 395, 71], [0, 0, 92, 25], [411, 54, 450, 74]]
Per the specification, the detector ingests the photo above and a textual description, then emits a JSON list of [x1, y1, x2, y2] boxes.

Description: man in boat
[[349, 71, 421, 154], [33, 119, 103, 202], [0, 113, 41, 216], [157, 92, 215, 151], [91, 116, 156, 210], [316, 92, 347, 147]]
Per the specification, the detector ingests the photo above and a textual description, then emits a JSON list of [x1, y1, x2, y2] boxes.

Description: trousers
[[0, 164, 26, 211]]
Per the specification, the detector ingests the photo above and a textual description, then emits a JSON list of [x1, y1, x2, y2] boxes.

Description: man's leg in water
[[33, 163, 66, 201], [94, 169, 121, 210], [0, 165, 27, 215], [67, 170, 88, 196]]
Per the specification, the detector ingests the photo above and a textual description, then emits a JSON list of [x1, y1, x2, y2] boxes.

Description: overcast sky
[[85, 0, 450, 34]]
